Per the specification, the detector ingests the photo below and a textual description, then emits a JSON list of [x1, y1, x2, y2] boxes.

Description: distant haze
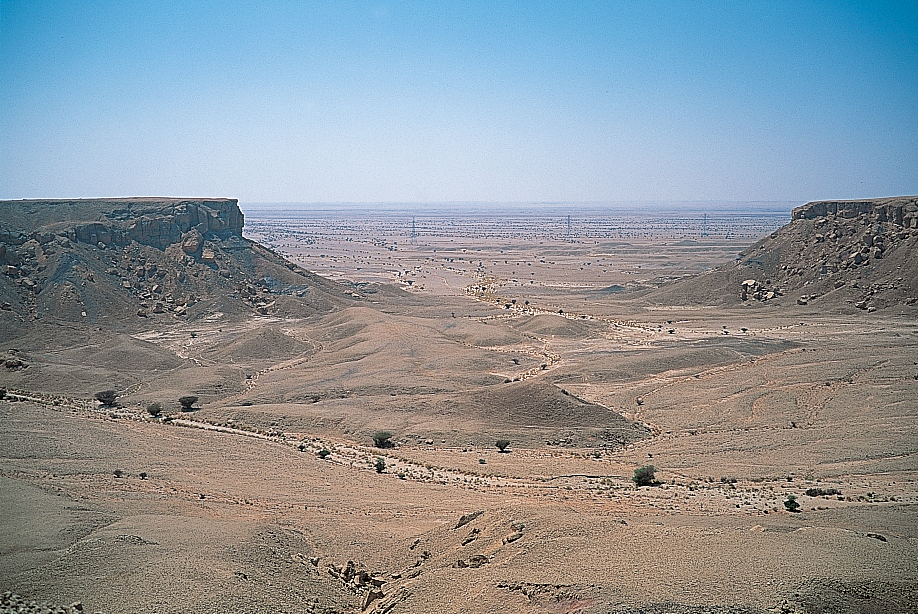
[[239, 200, 799, 217], [2, 1, 916, 204]]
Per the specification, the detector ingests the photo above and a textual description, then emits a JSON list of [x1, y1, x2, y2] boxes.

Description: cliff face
[[644, 196, 918, 311], [0, 198, 348, 335], [0, 198, 244, 249], [791, 196, 918, 228]]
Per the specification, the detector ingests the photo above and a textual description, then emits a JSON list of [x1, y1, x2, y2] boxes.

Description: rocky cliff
[[644, 196, 918, 311], [0, 198, 351, 337], [0, 198, 244, 249], [791, 196, 918, 227]]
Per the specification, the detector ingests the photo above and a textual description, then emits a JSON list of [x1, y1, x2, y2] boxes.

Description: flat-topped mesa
[[73, 198, 243, 249], [0, 198, 244, 249], [792, 196, 918, 228]]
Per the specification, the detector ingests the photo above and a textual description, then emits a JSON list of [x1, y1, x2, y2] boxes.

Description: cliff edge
[[643, 196, 918, 311], [0, 198, 244, 249], [0, 198, 351, 336]]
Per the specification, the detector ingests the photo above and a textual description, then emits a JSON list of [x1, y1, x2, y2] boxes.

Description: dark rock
[[362, 589, 384, 610]]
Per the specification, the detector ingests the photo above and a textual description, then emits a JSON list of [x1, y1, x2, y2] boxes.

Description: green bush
[[179, 395, 198, 411], [633, 465, 657, 487], [784, 494, 801, 512], [95, 390, 117, 406], [372, 431, 393, 448], [805, 487, 841, 497], [495, 439, 511, 452], [146, 402, 163, 417], [374, 457, 386, 473], [318, 448, 330, 459]]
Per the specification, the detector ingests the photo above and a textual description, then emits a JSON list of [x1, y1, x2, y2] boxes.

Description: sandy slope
[[2, 200, 916, 613]]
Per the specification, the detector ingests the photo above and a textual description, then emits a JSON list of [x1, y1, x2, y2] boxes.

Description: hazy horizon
[[239, 199, 801, 215], [2, 1, 916, 203]]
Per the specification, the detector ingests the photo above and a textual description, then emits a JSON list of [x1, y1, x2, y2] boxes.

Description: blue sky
[[1, 1, 916, 204]]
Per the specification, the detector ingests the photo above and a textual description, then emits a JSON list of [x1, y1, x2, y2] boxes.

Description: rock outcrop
[[0, 197, 350, 333], [645, 196, 918, 312], [791, 196, 918, 227], [0, 198, 244, 250]]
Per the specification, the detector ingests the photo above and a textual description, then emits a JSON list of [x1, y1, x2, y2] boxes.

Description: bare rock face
[[647, 196, 918, 311], [0, 197, 350, 332], [181, 229, 204, 255], [79, 199, 243, 249], [792, 196, 918, 228], [0, 198, 244, 250]]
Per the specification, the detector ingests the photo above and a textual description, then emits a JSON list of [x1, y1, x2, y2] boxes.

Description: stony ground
[[2, 201, 916, 613]]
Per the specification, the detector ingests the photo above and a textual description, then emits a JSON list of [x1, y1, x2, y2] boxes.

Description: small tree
[[146, 402, 163, 417], [633, 465, 657, 487], [784, 494, 801, 512], [374, 457, 386, 473], [318, 448, 331, 459], [496, 440, 511, 453], [179, 395, 198, 411], [95, 390, 117, 406], [372, 431, 393, 448]]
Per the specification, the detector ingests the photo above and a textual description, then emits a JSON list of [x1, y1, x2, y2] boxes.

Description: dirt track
[[2, 204, 917, 613]]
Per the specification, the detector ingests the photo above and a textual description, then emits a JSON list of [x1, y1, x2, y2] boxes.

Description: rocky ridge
[[0, 198, 351, 336], [0, 198, 243, 249], [646, 196, 918, 311]]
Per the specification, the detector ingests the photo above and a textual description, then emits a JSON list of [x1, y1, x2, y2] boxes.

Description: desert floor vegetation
[[2, 198, 916, 613]]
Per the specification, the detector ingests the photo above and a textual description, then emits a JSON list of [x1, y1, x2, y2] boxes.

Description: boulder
[[182, 229, 204, 255], [362, 589, 385, 610], [504, 531, 523, 544], [468, 554, 489, 568]]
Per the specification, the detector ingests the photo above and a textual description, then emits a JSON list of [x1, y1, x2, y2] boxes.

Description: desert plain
[[1, 198, 916, 614]]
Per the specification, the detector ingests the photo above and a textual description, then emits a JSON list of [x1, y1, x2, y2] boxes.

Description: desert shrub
[[95, 390, 117, 406], [805, 487, 841, 497], [318, 448, 330, 459], [0, 388, 6, 399], [632, 465, 657, 487], [784, 494, 800, 512], [113, 469, 124, 478], [495, 440, 511, 452], [374, 457, 386, 473], [372, 431, 393, 448], [178, 395, 198, 411], [146, 402, 163, 417]]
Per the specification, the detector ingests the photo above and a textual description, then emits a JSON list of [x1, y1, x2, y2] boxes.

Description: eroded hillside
[[1, 198, 916, 614], [645, 196, 918, 310]]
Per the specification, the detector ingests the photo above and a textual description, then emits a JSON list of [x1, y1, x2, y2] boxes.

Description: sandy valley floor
[[2, 206, 916, 613]]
